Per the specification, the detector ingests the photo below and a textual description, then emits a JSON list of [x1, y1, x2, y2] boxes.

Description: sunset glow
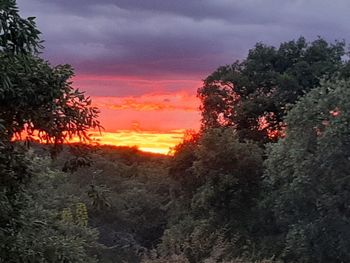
[[18, 87, 202, 154], [69, 74, 202, 153], [19, 129, 190, 155], [82, 91, 201, 154], [89, 130, 187, 154]]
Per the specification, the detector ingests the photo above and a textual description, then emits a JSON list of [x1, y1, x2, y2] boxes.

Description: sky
[[17, 0, 350, 153]]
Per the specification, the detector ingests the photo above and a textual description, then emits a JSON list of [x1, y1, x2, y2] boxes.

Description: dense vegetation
[[2, 1, 350, 262]]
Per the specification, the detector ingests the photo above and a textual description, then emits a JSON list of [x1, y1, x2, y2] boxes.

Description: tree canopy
[[0, 1, 102, 261], [198, 37, 348, 143], [264, 79, 350, 262], [0, 0, 100, 151]]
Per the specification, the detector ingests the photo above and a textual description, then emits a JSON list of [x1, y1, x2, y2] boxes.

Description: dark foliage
[[198, 37, 348, 143]]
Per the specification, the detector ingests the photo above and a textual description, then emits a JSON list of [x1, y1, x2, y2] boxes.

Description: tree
[[264, 79, 350, 262], [0, 0, 41, 54], [160, 128, 264, 262], [168, 131, 201, 197], [0, 1, 101, 261], [0, 0, 101, 186], [0, 0, 101, 152], [198, 37, 347, 143], [191, 128, 263, 227]]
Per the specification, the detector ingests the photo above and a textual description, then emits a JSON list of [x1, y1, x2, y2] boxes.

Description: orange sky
[[18, 91, 201, 154], [15, 76, 201, 154], [74, 76, 202, 154], [90, 94, 200, 154]]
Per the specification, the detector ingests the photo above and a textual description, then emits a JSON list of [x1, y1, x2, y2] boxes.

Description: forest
[[1, 1, 350, 262]]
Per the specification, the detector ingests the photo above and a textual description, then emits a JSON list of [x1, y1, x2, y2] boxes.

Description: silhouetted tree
[[0, 1, 101, 261], [0, 0, 101, 154], [198, 37, 347, 143]]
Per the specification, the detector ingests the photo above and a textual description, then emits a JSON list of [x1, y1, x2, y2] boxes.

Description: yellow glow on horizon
[[73, 130, 186, 155], [16, 129, 189, 155], [138, 147, 170, 155]]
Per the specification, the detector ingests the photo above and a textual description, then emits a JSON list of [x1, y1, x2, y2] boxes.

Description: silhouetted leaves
[[199, 37, 347, 143]]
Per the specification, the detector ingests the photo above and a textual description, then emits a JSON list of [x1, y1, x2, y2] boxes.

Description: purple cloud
[[17, 0, 350, 95]]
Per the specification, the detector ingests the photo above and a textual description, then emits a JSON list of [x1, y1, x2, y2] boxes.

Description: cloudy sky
[[17, 0, 350, 153]]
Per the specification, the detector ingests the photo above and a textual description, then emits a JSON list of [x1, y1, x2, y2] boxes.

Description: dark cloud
[[17, 0, 350, 85]]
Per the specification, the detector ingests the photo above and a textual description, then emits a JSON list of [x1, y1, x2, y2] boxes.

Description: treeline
[[1, 1, 350, 262]]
